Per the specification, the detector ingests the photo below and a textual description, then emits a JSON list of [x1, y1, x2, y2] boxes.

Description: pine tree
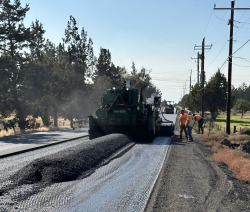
[[0, 0, 30, 130], [29, 19, 45, 60], [0, 0, 30, 58], [96, 48, 112, 77], [63, 15, 89, 127]]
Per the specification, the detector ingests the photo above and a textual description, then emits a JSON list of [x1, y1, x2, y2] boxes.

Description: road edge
[[0, 135, 89, 159], [144, 135, 176, 212]]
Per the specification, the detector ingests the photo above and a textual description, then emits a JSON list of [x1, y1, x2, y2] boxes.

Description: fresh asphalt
[[0, 114, 178, 211]]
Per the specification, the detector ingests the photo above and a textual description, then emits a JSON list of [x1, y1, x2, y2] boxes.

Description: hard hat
[[188, 111, 192, 115]]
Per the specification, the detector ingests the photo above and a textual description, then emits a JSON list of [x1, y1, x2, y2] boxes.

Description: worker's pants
[[180, 125, 188, 138], [187, 126, 193, 141], [198, 119, 203, 134]]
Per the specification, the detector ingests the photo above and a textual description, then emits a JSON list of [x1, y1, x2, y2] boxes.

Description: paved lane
[[8, 136, 171, 211], [62, 136, 171, 212], [0, 128, 88, 157]]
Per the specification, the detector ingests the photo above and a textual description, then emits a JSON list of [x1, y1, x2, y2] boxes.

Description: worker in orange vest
[[179, 109, 188, 139], [193, 114, 203, 134]]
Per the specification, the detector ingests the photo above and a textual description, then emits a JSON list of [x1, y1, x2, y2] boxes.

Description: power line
[[233, 56, 250, 62], [213, 10, 228, 22], [199, 10, 214, 42], [205, 10, 229, 39], [151, 70, 190, 74], [199, 0, 220, 41], [231, 38, 250, 56], [230, 61, 250, 67], [234, 25, 250, 29], [205, 40, 228, 69], [234, 19, 250, 25], [205, 4, 250, 70], [205, 17, 250, 69]]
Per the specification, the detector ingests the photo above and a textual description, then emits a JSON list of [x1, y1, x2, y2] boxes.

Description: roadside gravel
[[146, 132, 250, 212]]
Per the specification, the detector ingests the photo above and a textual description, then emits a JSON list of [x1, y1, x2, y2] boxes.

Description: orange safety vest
[[179, 113, 188, 126], [194, 114, 202, 122]]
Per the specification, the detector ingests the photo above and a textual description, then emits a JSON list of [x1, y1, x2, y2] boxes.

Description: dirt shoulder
[[146, 132, 250, 212]]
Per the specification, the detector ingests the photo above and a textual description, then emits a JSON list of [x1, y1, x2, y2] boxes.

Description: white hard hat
[[188, 111, 192, 115]]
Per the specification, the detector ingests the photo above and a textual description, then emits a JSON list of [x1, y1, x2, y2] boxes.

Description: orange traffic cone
[[239, 127, 241, 135]]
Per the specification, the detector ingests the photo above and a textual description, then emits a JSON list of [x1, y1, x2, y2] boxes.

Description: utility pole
[[194, 38, 212, 118], [214, 1, 250, 134], [197, 52, 200, 84], [190, 70, 192, 92], [191, 52, 200, 84]]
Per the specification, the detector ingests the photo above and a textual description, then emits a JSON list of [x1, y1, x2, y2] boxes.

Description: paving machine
[[162, 101, 175, 114], [88, 80, 174, 141]]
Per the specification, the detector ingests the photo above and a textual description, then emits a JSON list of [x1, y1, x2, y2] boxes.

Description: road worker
[[179, 109, 188, 139], [193, 113, 203, 134], [187, 111, 194, 141]]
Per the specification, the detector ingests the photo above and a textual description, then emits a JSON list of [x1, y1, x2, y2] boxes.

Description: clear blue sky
[[20, 0, 250, 103]]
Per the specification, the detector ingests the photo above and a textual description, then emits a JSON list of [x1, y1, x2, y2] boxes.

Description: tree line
[[0, 0, 158, 131], [179, 70, 250, 119]]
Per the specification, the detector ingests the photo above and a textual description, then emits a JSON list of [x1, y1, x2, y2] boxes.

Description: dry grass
[[227, 135, 250, 144], [0, 116, 73, 138], [201, 129, 250, 183], [201, 131, 228, 152], [213, 149, 250, 183], [0, 126, 69, 137]]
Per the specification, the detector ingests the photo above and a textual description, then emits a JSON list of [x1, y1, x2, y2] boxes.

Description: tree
[[29, 19, 45, 60], [130, 66, 152, 89], [232, 82, 250, 105], [86, 37, 96, 81], [0, 55, 16, 118], [0, 0, 30, 58], [128, 63, 158, 99], [96, 47, 112, 77], [233, 99, 250, 118], [22, 19, 48, 125], [182, 83, 201, 112], [131, 61, 137, 76], [95, 47, 126, 87], [63, 15, 89, 127], [179, 70, 227, 119], [0, 0, 31, 130], [204, 70, 227, 120]]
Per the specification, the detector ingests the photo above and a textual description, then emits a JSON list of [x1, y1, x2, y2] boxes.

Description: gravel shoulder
[[146, 131, 250, 212]]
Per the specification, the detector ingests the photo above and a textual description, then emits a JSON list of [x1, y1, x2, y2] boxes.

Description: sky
[[20, 0, 250, 103]]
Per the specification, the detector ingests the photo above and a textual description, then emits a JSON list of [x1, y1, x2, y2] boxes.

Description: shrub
[[241, 127, 250, 135], [201, 131, 228, 142], [227, 134, 250, 144]]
